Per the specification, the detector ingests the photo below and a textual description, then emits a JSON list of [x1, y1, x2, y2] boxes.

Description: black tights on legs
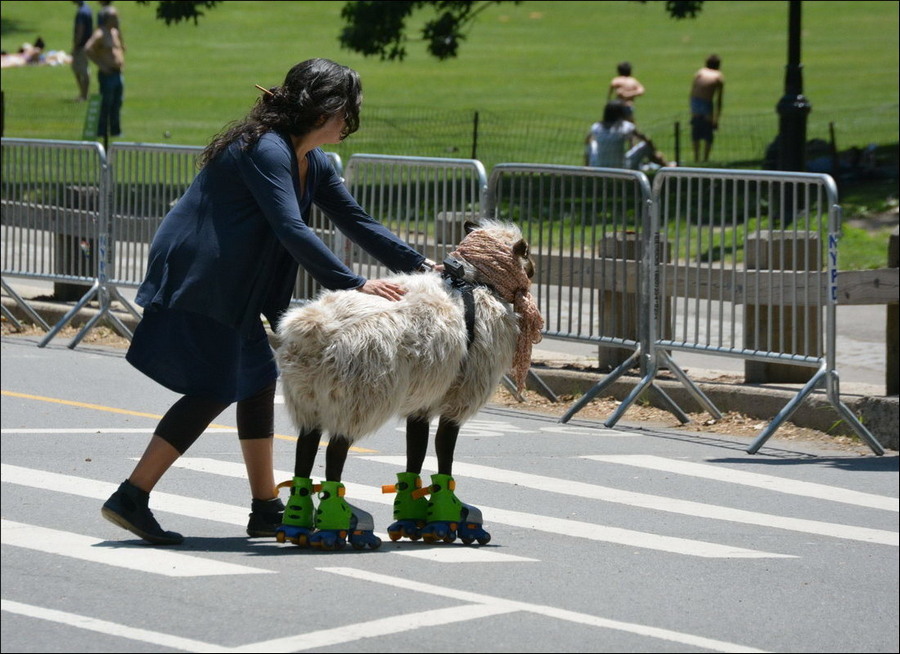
[[156, 381, 277, 455], [293, 430, 351, 482], [404, 415, 460, 476]]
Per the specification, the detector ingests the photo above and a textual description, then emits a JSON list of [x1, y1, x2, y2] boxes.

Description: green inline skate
[[310, 480, 351, 551], [419, 474, 491, 546], [382, 472, 429, 542], [274, 477, 315, 547]]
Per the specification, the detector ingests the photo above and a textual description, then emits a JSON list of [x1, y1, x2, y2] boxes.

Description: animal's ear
[[512, 239, 530, 259], [464, 221, 480, 234]]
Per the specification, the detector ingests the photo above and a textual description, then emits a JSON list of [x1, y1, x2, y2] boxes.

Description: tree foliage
[[136, 1, 704, 55], [134, 1, 221, 26], [655, 1, 705, 20], [336, 1, 705, 61], [339, 1, 522, 61]]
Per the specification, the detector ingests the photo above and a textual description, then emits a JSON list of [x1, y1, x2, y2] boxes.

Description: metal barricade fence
[[644, 167, 881, 454], [1, 139, 883, 454], [106, 143, 204, 292], [485, 164, 653, 404], [107, 144, 345, 306], [0, 138, 120, 346], [342, 154, 488, 280]]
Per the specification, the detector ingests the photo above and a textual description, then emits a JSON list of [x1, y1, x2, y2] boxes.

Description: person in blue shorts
[[689, 54, 724, 162], [101, 58, 434, 545]]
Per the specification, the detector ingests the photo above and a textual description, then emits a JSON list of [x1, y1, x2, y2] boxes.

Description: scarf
[[451, 230, 543, 391]]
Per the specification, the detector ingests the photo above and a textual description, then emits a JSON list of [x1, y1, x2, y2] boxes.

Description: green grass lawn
[[2, 0, 897, 267], [2, 1, 897, 147]]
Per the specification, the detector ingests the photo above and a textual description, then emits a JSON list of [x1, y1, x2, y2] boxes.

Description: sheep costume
[[274, 219, 542, 549], [275, 219, 542, 441]]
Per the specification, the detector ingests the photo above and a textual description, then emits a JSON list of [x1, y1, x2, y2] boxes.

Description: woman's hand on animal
[[358, 279, 407, 301]]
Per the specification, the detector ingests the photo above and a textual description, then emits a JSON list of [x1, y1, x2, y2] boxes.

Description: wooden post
[[888, 228, 898, 395], [744, 231, 821, 383], [54, 185, 98, 301], [597, 233, 670, 369]]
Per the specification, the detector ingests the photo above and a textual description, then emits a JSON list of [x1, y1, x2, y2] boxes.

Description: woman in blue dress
[[102, 58, 432, 545]]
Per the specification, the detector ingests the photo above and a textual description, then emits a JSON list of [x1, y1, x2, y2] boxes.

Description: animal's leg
[[384, 416, 431, 542], [274, 428, 320, 547], [424, 416, 491, 546], [312, 435, 381, 551], [324, 435, 350, 481], [405, 415, 430, 474], [433, 415, 459, 475]]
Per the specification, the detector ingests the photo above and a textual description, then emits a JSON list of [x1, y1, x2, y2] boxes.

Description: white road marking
[[0, 428, 236, 434], [1, 600, 229, 653], [362, 456, 898, 547], [230, 603, 515, 653], [390, 547, 537, 563], [0, 520, 271, 577], [394, 418, 528, 438], [584, 454, 900, 511], [175, 458, 791, 559], [1, 464, 249, 526], [303, 567, 770, 654], [539, 424, 638, 436]]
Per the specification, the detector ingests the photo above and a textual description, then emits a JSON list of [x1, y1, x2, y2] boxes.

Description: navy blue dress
[[126, 133, 425, 403]]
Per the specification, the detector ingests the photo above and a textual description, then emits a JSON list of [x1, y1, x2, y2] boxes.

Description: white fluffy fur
[[276, 221, 525, 442]]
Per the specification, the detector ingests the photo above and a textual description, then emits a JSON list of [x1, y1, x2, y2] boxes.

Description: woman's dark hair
[[199, 58, 362, 167], [602, 100, 627, 127]]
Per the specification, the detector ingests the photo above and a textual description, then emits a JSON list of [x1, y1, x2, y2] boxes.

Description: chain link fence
[[328, 103, 898, 173]]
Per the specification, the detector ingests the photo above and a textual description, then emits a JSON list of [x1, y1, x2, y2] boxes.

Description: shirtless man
[[84, 7, 125, 139], [607, 61, 645, 121], [689, 54, 724, 162]]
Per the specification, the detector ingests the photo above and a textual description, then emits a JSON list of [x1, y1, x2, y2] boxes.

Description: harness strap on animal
[[442, 265, 477, 349]]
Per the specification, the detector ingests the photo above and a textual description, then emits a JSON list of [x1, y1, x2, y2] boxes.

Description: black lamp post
[[776, 0, 812, 171]]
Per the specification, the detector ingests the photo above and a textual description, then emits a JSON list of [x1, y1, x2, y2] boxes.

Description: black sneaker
[[247, 497, 285, 537], [101, 480, 184, 545]]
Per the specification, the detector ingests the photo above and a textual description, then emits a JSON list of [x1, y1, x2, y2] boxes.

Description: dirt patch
[[1, 320, 131, 347]]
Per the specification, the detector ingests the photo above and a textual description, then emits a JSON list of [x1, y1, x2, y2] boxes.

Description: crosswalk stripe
[[361, 456, 899, 547], [1, 428, 236, 434], [584, 455, 899, 511], [1, 464, 249, 526], [1, 600, 229, 652], [1, 520, 272, 577], [174, 458, 791, 559], [309, 567, 770, 654], [229, 602, 516, 653]]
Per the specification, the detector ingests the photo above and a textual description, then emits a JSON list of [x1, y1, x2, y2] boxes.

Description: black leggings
[[155, 381, 276, 455]]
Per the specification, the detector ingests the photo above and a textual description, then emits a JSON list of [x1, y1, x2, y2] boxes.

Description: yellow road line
[[0, 389, 377, 452]]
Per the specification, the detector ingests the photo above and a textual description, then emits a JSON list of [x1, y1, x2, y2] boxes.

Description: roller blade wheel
[[421, 520, 458, 544], [386, 519, 424, 542], [458, 504, 491, 545], [275, 524, 313, 548], [310, 529, 347, 551], [349, 530, 382, 550], [458, 522, 491, 545]]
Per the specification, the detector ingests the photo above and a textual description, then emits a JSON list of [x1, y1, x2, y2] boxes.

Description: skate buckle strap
[[318, 484, 345, 497], [411, 478, 456, 499], [382, 476, 423, 494]]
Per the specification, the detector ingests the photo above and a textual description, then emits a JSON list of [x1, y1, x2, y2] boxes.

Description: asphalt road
[[2, 335, 898, 653]]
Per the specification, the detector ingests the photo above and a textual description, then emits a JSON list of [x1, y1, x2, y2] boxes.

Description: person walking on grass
[[70, 0, 92, 101], [689, 54, 725, 162]]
